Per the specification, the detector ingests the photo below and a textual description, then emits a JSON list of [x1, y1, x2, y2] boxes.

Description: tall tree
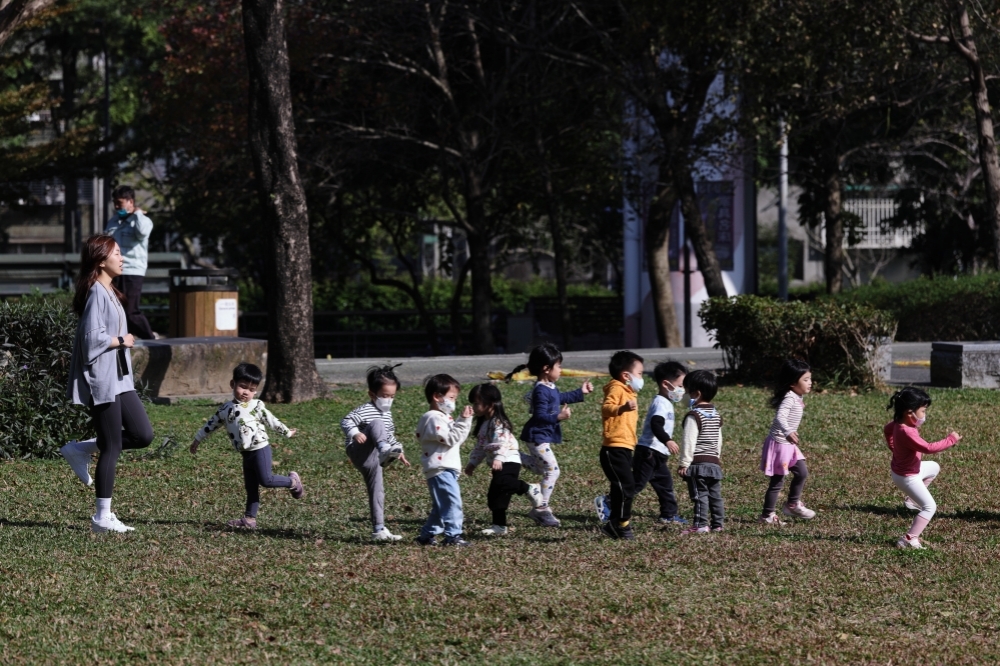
[[905, 0, 1000, 269], [241, 0, 325, 402], [0, 0, 56, 48]]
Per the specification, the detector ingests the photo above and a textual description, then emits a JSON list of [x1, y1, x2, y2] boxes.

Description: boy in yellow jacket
[[598, 350, 645, 540]]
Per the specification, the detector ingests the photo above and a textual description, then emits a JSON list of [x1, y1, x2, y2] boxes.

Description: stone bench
[[930, 341, 1000, 388], [131, 336, 267, 404]]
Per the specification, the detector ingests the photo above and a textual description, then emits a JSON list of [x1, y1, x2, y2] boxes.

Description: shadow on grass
[[0, 518, 82, 530], [946, 509, 1000, 522], [844, 503, 911, 518]]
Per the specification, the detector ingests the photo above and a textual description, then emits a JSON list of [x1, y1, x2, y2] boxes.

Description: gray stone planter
[[930, 341, 1000, 388]]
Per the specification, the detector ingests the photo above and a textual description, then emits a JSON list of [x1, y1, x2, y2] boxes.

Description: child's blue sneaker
[[658, 515, 688, 525], [594, 495, 611, 523]]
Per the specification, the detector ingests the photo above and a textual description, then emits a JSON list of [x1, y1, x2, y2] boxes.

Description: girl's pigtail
[[886, 390, 901, 412], [505, 364, 528, 383]]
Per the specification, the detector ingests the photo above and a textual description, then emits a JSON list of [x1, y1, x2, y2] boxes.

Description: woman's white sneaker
[[91, 513, 135, 533], [60, 439, 95, 486], [371, 527, 402, 542]]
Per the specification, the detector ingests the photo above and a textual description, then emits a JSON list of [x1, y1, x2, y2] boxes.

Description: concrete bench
[[930, 342, 1000, 388]]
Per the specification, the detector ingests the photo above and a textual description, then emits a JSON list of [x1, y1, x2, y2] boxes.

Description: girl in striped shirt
[[758, 359, 816, 525]]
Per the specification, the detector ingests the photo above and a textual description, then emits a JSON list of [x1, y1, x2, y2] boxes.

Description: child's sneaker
[[289, 472, 305, 499], [379, 444, 403, 468], [227, 516, 258, 529], [91, 513, 135, 533], [414, 535, 438, 547], [526, 483, 544, 509], [372, 527, 402, 541], [903, 496, 921, 511], [600, 521, 620, 539], [618, 524, 636, 540], [782, 501, 816, 519], [758, 512, 787, 526], [593, 495, 611, 523], [897, 534, 923, 549], [680, 526, 710, 535], [481, 525, 508, 536], [528, 507, 561, 527], [60, 439, 95, 486], [658, 515, 688, 526], [443, 535, 472, 547], [710, 526, 724, 532]]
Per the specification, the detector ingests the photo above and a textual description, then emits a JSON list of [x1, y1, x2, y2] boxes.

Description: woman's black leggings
[[762, 459, 809, 514], [90, 390, 154, 498]]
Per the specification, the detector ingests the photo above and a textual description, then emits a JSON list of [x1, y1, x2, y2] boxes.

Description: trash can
[[168, 269, 240, 338]]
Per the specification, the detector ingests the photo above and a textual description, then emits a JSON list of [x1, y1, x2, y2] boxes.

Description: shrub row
[[830, 273, 1000, 342], [699, 295, 897, 388], [0, 296, 92, 458]]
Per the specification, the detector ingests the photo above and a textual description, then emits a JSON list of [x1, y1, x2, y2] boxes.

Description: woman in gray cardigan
[[63, 235, 153, 533]]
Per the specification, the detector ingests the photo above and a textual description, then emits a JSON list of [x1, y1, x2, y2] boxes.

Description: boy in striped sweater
[[677, 370, 725, 534], [341, 365, 410, 542]]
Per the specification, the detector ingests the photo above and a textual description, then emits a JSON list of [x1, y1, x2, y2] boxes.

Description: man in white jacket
[[104, 185, 160, 339]]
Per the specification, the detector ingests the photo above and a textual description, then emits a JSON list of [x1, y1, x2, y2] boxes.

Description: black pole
[[683, 239, 691, 347]]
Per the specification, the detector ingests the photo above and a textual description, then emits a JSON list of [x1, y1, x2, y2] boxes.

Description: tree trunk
[[677, 172, 728, 298], [824, 165, 844, 294], [241, 0, 325, 402], [645, 179, 682, 348], [450, 256, 470, 353], [535, 130, 572, 350], [466, 230, 496, 353], [60, 39, 78, 254], [952, 1, 1000, 269], [0, 0, 57, 48]]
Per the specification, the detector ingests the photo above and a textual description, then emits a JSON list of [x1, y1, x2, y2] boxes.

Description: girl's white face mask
[[437, 398, 456, 415], [374, 397, 393, 412], [667, 386, 685, 403]]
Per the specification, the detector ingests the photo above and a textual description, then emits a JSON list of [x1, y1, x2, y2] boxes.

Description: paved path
[[316, 343, 933, 386]]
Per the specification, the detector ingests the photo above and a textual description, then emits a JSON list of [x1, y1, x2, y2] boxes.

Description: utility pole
[[778, 117, 789, 302]]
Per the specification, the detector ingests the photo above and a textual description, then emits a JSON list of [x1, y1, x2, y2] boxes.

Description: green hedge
[[0, 296, 92, 458], [830, 274, 1000, 342], [699, 295, 897, 388]]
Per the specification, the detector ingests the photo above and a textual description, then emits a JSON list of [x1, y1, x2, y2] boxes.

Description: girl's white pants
[[890, 461, 940, 521]]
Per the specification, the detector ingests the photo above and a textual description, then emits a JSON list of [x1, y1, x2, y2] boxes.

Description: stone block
[[930, 341, 1000, 388], [131, 336, 267, 403]]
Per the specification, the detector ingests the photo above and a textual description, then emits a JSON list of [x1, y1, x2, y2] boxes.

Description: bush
[[830, 273, 1000, 342], [0, 297, 92, 458], [699, 295, 897, 388]]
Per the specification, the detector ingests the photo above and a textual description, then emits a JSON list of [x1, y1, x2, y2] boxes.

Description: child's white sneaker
[[903, 496, 920, 511], [897, 534, 923, 549], [758, 512, 787, 525], [782, 501, 816, 519], [526, 483, 544, 509], [481, 525, 508, 536], [371, 527, 402, 541], [379, 444, 403, 468], [91, 513, 135, 533], [60, 439, 95, 486], [528, 507, 561, 527]]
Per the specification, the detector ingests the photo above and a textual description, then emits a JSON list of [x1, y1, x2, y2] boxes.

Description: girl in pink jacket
[[884, 387, 961, 549]]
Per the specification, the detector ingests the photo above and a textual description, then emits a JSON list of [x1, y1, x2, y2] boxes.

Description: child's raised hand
[[464, 464, 476, 476], [619, 399, 637, 414], [461, 405, 474, 419], [353, 432, 367, 445], [491, 459, 503, 471], [557, 404, 572, 421], [950, 431, 962, 443], [189, 440, 199, 455], [581, 381, 594, 394]]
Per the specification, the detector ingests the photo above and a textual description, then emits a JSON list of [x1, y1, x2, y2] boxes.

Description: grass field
[[2, 379, 1000, 664]]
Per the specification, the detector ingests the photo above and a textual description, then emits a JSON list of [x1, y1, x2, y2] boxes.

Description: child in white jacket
[[414, 374, 474, 547]]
